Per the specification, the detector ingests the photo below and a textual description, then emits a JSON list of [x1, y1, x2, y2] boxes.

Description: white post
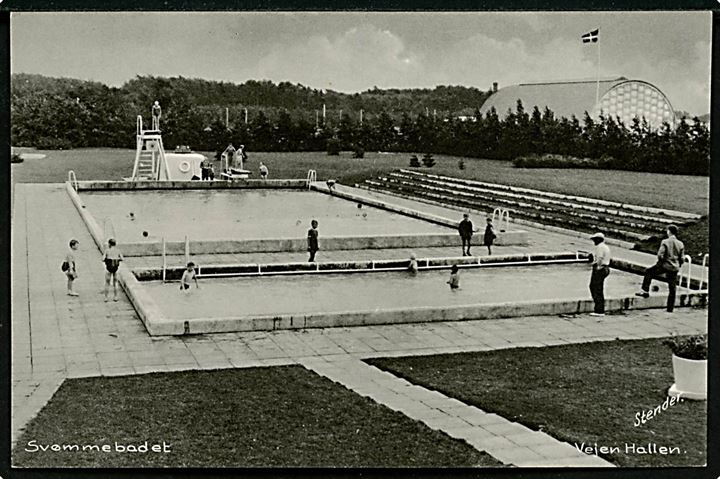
[[595, 32, 601, 109], [185, 235, 190, 266], [360, 109, 363, 125], [225, 107, 229, 129], [162, 237, 166, 283], [682, 255, 692, 292], [322, 104, 326, 126], [244, 108, 248, 124]]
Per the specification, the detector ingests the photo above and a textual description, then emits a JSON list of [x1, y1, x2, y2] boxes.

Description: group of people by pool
[[587, 224, 685, 318], [442, 218, 686, 318], [62, 237, 125, 301]]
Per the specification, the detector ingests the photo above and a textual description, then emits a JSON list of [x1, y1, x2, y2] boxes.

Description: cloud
[[256, 24, 422, 92], [605, 39, 711, 115], [433, 34, 597, 90]]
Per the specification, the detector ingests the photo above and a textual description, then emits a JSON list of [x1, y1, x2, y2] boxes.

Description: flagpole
[[595, 29, 601, 110]]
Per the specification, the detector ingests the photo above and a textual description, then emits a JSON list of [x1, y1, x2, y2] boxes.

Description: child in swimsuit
[[180, 262, 199, 292], [103, 238, 124, 302], [64, 239, 80, 296], [447, 265, 460, 290], [408, 252, 419, 275]]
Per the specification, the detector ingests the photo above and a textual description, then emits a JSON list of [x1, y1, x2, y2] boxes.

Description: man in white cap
[[589, 232, 611, 318]]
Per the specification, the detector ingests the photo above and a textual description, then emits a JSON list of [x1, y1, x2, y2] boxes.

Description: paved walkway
[[11, 184, 709, 467]]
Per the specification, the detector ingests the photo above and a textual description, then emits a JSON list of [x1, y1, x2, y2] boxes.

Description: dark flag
[[582, 29, 599, 43]]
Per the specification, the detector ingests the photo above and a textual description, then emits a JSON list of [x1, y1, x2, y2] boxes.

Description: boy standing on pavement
[[63, 239, 80, 296], [458, 213, 474, 256], [307, 219, 319, 262]]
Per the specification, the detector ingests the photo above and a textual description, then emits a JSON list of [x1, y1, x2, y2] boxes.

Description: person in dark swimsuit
[[103, 238, 124, 302]]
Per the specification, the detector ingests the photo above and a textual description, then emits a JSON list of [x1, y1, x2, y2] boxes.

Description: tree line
[[11, 73, 709, 175]]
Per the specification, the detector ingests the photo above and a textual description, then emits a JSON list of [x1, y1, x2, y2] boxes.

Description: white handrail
[[701, 253, 709, 290], [162, 237, 167, 283], [307, 169, 317, 189], [492, 207, 511, 232], [67, 170, 79, 191], [680, 255, 693, 292], [179, 257, 587, 279]]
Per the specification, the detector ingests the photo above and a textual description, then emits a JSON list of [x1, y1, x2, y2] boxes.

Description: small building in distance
[[479, 77, 676, 129]]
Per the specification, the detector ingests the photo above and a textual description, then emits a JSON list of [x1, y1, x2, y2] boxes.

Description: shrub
[[513, 153, 598, 169], [422, 153, 435, 168], [353, 145, 365, 159], [35, 137, 73, 150], [409, 155, 421, 167], [11, 153, 24, 163], [663, 334, 707, 360], [326, 138, 341, 156], [458, 159, 465, 170]]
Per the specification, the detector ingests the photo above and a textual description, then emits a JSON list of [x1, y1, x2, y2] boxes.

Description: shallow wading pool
[[127, 261, 684, 335]]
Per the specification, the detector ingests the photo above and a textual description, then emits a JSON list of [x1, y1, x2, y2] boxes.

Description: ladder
[[131, 116, 170, 181]]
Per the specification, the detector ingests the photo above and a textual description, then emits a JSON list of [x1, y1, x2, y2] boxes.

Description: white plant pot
[[668, 354, 707, 400]]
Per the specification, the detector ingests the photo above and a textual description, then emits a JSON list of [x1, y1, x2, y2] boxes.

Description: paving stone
[[529, 442, 587, 459], [487, 446, 546, 465], [506, 431, 558, 447], [468, 435, 515, 450]]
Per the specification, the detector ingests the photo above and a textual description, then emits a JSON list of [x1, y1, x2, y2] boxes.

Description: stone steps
[[363, 171, 700, 243]]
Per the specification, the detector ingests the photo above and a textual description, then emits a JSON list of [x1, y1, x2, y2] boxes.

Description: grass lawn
[[12, 365, 501, 468], [10, 148, 709, 215], [366, 337, 707, 467]]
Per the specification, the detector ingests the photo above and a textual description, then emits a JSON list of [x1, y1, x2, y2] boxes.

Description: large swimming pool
[[80, 189, 449, 243]]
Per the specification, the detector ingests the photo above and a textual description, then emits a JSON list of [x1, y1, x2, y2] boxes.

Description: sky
[[10, 11, 712, 115]]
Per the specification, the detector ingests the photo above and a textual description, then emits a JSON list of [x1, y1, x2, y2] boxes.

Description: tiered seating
[[361, 170, 700, 243]]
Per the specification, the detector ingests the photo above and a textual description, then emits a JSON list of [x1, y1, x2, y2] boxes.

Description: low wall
[[144, 292, 709, 336], [312, 183, 529, 246], [120, 231, 529, 257]]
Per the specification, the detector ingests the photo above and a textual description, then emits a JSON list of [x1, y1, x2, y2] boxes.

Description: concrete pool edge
[[106, 233, 495, 257], [71, 183, 526, 256], [141, 292, 708, 336], [310, 182, 529, 246], [133, 251, 591, 281], [66, 181, 168, 335], [65, 181, 708, 337], [74, 179, 308, 190]]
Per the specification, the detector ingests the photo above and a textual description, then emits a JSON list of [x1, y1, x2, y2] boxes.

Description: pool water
[[140, 263, 655, 320], [81, 190, 448, 242]]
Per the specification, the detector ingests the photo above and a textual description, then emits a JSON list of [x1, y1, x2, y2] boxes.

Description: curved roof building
[[479, 77, 675, 129]]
